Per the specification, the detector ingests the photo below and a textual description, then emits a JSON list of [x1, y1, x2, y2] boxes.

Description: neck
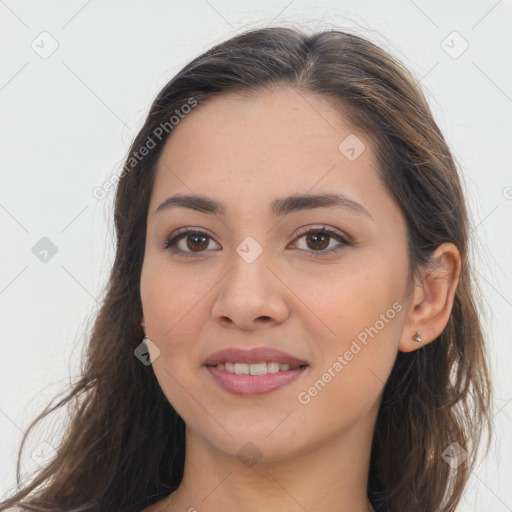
[[165, 408, 378, 512]]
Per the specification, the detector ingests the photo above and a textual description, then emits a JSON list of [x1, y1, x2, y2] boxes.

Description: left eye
[[293, 228, 350, 255], [163, 226, 351, 258]]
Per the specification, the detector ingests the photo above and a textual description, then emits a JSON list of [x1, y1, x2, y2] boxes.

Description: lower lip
[[206, 365, 308, 396]]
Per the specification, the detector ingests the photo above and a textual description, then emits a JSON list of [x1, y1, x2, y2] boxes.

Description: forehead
[[163, 86, 361, 154], [150, 86, 387, 218]]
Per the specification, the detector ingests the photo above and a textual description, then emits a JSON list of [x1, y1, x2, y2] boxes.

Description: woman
[[1, 26, 492, 512]]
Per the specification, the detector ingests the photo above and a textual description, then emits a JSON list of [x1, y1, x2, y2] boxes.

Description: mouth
[[203, 346, 310, 396], [205, 361, 309, 396], [208, 361, 308, 375]]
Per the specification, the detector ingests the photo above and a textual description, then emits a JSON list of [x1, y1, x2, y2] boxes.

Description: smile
[[206, 364, 309, 396], [213, 362, 302, 375]]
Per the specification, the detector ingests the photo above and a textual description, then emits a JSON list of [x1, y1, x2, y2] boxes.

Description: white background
[[1, 1, 511, 510]]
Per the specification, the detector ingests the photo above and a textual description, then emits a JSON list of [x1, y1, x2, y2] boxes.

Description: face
[[140, 86, 411, 462]]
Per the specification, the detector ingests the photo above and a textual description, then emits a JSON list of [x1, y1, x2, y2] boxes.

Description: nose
[[211, 249, 290, 330]]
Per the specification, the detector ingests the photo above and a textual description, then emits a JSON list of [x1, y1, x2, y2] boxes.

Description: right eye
[[163, 227, 221, 257]]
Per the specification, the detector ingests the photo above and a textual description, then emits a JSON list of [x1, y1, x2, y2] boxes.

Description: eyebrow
[[154, 193, 373, 219]]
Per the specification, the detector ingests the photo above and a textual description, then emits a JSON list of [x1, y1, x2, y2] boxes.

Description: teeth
[[249, 362, 267, 375], [234, 363, 249, 375], [266, 362, 280, 373], [214, 362, 299, 375]]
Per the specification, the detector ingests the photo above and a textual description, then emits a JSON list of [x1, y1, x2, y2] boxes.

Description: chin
[[192, 417, 307, 462]]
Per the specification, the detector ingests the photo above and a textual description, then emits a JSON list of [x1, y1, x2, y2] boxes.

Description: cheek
[[141, 258, 206, 339], [140, 261, 207, 394], [296, 263, 403, 343], [293, 264, 403, 406]]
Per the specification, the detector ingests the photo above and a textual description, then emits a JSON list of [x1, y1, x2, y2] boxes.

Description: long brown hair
[[1, 26, 492, 512]]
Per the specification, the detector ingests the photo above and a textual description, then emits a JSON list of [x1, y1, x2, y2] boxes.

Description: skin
[[139, 86, 460, 512]]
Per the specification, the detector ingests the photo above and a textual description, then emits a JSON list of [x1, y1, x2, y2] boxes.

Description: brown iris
[[186, 234, 209, 251], [306, 232, 330, 251]]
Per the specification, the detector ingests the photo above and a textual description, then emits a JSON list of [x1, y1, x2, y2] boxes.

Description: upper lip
[[203, 347, 309, 367]]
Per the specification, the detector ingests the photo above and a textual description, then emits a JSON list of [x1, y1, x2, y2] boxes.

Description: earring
[[412, 331, 422, 343]]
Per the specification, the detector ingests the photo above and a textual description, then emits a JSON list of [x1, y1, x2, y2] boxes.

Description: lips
[[207, 365, 308, 396], [203, 346, 309, 367]]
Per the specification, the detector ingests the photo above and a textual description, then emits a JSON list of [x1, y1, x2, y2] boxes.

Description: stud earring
[[412, 331, 422, 343]]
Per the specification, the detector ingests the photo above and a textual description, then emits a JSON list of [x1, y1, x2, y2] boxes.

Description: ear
[[398, 242, 461, 353]]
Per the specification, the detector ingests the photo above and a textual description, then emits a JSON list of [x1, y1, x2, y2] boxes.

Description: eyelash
[[162, 225, 352, 259]]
